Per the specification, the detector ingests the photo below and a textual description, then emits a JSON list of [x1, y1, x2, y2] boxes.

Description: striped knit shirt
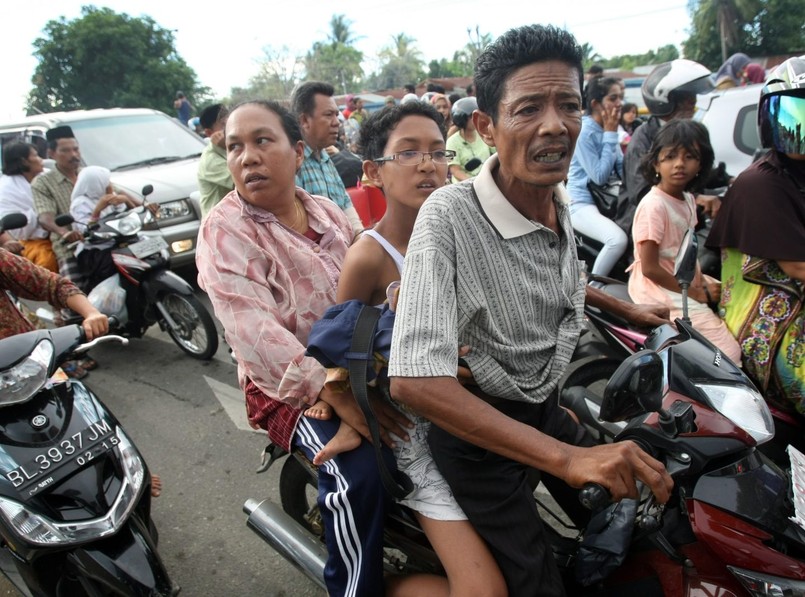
[[389, 154, 586, 404]]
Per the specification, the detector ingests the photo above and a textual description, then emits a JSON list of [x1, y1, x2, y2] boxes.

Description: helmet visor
[[760, 94, 805, 154]]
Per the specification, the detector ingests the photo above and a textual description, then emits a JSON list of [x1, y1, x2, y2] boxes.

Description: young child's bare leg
[[304, 401, 362, 464], [417, 514, 508, 597]]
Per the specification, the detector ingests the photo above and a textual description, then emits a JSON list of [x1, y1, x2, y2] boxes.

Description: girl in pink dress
[[628, 119, 741, 363]]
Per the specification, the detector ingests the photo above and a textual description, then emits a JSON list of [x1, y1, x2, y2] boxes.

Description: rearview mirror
[[674, 228, 698, 286], [0, 213, 28, 234], [141, 184, 154, 199], [600, 352, 665, 422], [54, 214, 74, 227]]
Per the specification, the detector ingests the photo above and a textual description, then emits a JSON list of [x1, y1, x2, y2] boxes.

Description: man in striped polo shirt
[[389, 25, 674, 596]]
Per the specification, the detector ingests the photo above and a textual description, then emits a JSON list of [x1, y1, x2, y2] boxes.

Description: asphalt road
[[1, 272, 324, 596]]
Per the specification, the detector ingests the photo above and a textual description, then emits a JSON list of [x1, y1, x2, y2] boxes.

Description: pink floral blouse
[[196, 189, 351, 447]]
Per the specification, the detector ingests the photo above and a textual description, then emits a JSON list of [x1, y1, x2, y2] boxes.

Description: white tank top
[[362, 229, 404, 275]]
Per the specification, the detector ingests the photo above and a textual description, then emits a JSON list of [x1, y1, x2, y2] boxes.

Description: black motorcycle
[[0, 323, 178, 596]]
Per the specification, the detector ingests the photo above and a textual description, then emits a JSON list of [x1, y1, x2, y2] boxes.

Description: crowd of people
[[0, 21, 802, 597]]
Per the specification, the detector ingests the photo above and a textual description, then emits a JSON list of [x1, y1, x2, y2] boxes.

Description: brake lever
[[74, 335, 129, 353]]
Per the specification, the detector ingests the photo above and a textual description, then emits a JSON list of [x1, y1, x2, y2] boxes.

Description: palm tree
[[328, 14, 360, 46], [580, 43, 604, 70], [694, 0, 760, 62], [380, 34, 423, 62], [461, 26, 493, 70], [378, 34, 425, 90]]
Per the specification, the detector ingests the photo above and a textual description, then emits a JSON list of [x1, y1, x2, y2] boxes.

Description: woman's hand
[[1, 239, 24, 254], [81, 310, 109, 341], [602, 104, 621, 132]]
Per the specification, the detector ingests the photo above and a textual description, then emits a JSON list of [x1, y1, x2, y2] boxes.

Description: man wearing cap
[[32, 126, 85, 285], [196, 103, 233, 218], [291, 81, 364, 236]]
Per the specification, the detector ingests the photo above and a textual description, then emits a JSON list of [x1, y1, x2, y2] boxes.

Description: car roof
[[0, 108, 168, 129]]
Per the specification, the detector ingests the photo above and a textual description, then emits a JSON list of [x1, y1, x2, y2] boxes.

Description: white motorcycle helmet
[[642, 59, 714, 117]]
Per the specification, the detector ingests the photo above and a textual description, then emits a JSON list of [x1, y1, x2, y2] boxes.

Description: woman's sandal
[[78, 356, 98, 371], [62, 361, 88, 380]]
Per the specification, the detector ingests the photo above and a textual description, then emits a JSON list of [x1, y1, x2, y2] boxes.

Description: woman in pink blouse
[[195, 100, 410, 597]]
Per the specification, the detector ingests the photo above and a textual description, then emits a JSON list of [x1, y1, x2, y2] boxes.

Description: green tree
[[27, 6, 202, 114], [581, 43, 604, 71], [427, 55, 465, 79], [684, 0, 761, 67], [454, 26, 492, 76], [603, 45, 680, 70], [232, 45, 303, 104], [303, 14, 364, 94], [744, 0, 805, 56], [376, 34, 425, 90]]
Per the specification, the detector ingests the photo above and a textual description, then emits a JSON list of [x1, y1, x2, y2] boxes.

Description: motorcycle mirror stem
[[141, 184, 154, 205], [674, 228, 699, 325]]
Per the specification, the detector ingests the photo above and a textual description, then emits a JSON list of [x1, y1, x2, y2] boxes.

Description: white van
[[0, 108, 206, 269]]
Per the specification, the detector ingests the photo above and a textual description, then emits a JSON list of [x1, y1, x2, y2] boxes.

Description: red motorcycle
[[245, 231, 805, 595], [560, 229, 805, 594]]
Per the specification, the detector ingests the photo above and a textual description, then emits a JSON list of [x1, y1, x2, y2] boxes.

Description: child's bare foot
[[305, 401, 334, 420], [151, 473, 163, 498], [313, 422, 362, 465]]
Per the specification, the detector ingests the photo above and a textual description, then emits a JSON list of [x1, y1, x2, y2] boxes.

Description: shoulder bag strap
[[347, 305, 414, 499]]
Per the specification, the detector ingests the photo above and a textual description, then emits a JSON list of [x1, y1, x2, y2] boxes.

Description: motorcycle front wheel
[[161, 292, 219, 360]]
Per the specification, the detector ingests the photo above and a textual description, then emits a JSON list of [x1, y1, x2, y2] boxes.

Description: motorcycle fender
[[141, 269, 193, 304], [65, 514, 178, 596]]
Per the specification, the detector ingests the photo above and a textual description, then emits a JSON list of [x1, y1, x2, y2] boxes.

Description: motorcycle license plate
[[129, 235, 168, 259], [3, 421, 118, 497]]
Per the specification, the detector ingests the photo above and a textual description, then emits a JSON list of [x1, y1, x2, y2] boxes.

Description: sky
[[2, 1, 692, 120]]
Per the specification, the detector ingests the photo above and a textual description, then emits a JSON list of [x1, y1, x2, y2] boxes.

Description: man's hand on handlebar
[[563, 441, 673, 504], [60, 229, 83, 244]]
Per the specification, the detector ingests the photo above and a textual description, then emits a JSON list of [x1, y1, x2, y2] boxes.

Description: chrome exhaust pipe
[[243, 498, 327, 591]]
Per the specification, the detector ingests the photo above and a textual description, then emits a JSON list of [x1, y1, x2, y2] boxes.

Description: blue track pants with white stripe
[[295, 415, 393, 597]]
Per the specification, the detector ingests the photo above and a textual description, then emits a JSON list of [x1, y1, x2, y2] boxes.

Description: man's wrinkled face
[[476, 60, 582, 188]]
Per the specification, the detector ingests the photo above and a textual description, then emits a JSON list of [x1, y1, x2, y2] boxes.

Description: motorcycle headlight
[[0, 340, 52, 407], [0, 427, 145, 546], [156, 199, 191, 220], [729, 566, 805, 596], [104, 211, 142, 236], [694, 383, 774, 445]]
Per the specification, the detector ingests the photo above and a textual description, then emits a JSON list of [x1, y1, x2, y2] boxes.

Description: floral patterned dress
[[720, 248, 804, 414]]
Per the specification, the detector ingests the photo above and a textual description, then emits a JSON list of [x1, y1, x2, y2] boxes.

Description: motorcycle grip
[[579, 483, 610, 511]]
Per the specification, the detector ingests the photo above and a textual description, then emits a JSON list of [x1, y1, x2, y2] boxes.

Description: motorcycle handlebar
[[579, 483, 611, 511]]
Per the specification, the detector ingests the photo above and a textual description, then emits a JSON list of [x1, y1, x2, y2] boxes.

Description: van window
[[733, 104, 760, 157], [69, 114, 205, 171]]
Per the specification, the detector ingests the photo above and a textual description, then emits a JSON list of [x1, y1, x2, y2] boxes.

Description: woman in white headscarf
[[70, 166, 139, 292]]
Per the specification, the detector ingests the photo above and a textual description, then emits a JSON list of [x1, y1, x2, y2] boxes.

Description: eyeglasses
[[374, 150, 456, 166]]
